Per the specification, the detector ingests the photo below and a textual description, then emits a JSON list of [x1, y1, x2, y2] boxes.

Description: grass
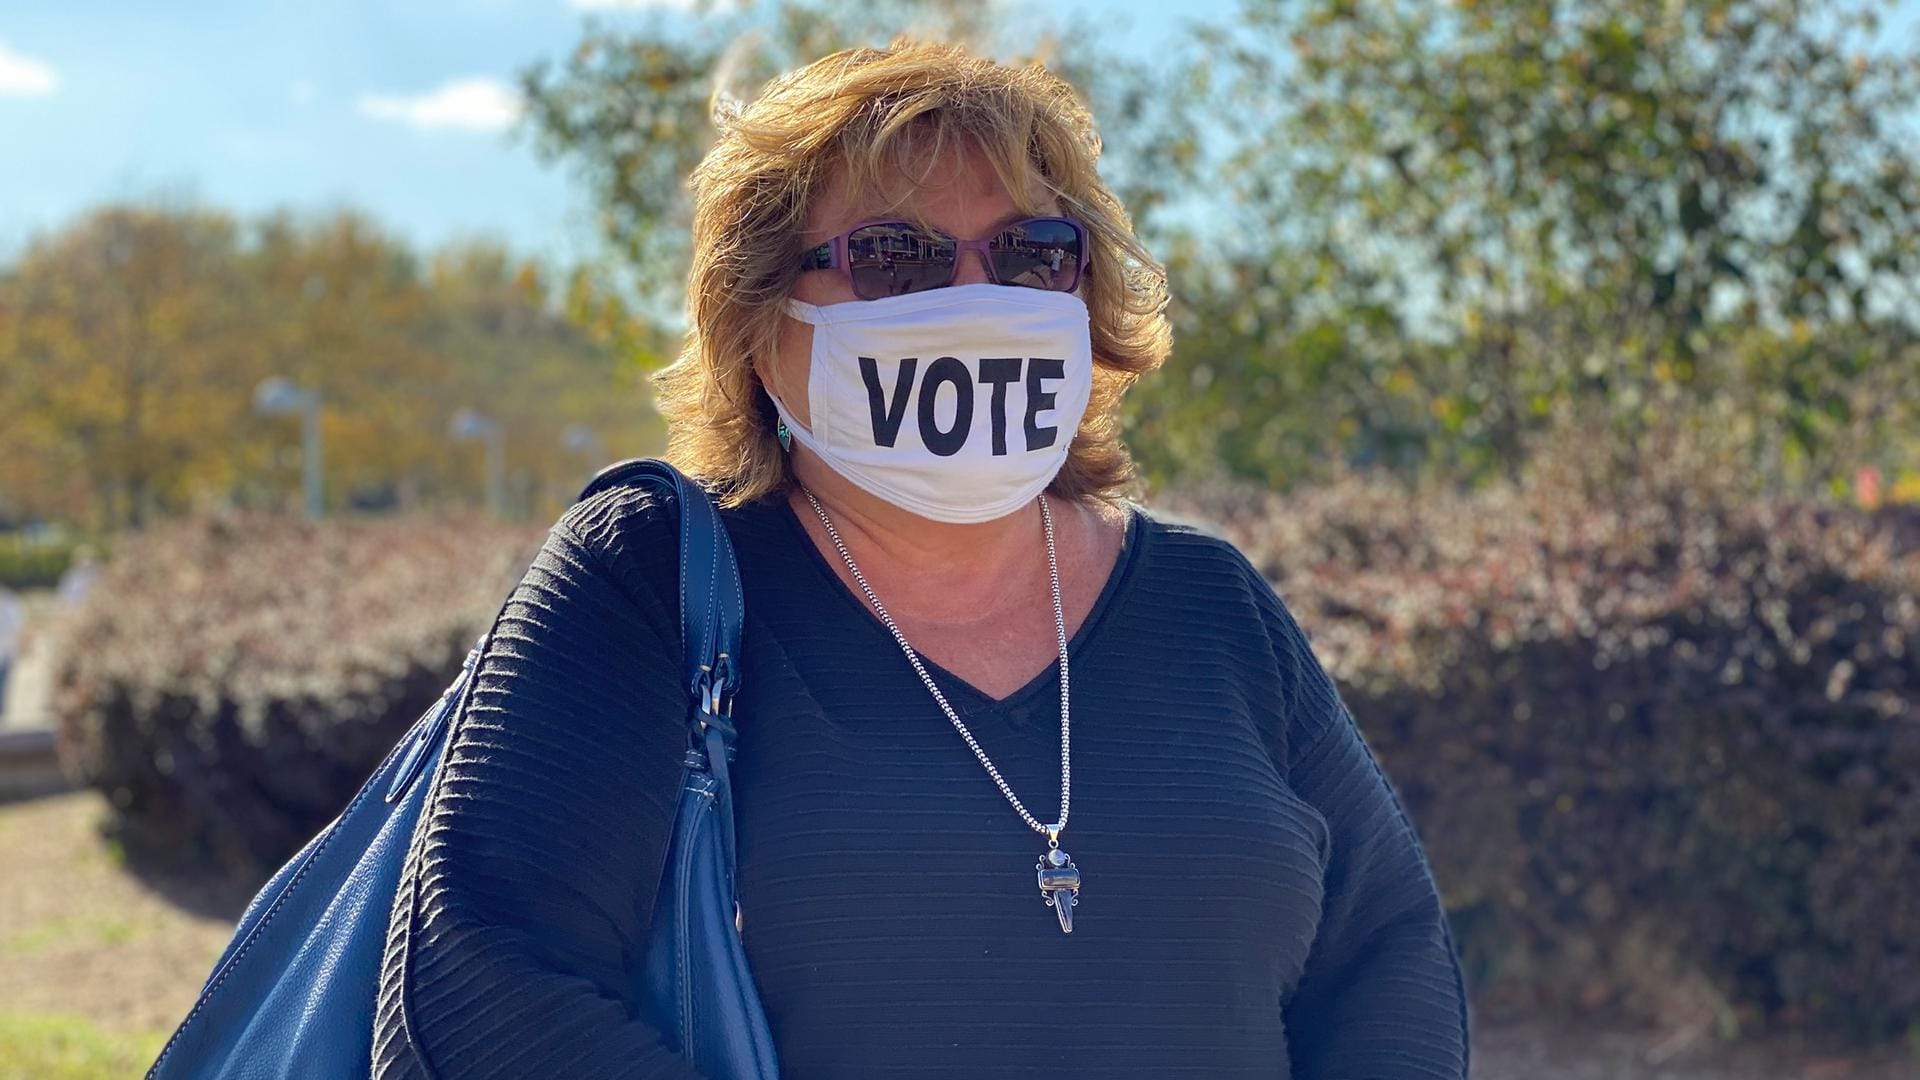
[[0, 790, 247, 1074], [2, 915, 145, 956], [0, 1013, 169, 1080]]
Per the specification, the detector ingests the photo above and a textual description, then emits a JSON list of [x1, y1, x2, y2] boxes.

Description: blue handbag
[[145, 457, 780, 1080]]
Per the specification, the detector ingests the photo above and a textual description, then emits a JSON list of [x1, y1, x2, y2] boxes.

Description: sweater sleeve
[[1249, 570, 1471, 1079], [372, 486, 710, 1080]]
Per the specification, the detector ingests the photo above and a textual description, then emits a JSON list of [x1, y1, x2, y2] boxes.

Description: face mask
[[766, 282, 1094, 525]]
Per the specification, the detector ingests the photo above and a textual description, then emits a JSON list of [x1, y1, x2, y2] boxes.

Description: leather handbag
[[144, 457, 779, 1079]]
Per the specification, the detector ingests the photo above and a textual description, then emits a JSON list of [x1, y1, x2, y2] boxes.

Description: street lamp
[[449, 408, 505, 518], [561, 424, 603, 491], [253, 376, 324, 518], [561, 424, 600, 458]]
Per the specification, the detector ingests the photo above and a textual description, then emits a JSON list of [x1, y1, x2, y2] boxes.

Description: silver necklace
[[799, 487, 1082, 933]]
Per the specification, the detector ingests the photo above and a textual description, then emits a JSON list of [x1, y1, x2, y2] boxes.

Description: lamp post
[[561, 424, 600, 458], [449, 408, 505, 518], [562, 424, 602, 493], [253, 376, 324, 518]]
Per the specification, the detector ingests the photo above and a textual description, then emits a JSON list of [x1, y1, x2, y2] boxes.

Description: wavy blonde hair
[[653, 39, 1172, 507]]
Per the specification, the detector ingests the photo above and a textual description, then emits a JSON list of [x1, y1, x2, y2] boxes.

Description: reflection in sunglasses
[[823, 216, 1086, 299]]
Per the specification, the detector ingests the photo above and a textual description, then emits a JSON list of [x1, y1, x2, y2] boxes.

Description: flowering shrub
[[1158, 439, 1920, 1038], [50, 510, 547, 874]]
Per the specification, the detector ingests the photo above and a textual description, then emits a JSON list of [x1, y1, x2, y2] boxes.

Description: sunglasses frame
[[799, 215, 1088, 300]]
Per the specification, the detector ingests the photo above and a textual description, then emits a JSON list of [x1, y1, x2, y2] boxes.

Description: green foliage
[[50, 510, 547, 874], [1143, 0, 1920, 493], [521, 0, 1920, 497], [7, 4, 1912, 521], [519, 0, 1203, 319], [0, 532, 88, 590], [1157, 424, 1920, 1038]]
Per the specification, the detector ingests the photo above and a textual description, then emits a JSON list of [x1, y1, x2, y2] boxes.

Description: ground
[[0, 789, 1914, 1079], [0, 791, 252, 1078]]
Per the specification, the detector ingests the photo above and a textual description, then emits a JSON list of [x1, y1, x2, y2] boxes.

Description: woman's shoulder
[[1128, 501, 1282, 605], [548, 474, 687, 619], [1124, 502, 1315, 664], [549, 474, 790, 628], [1128, 501, 1349, 746], [557, 473, 680, 555]]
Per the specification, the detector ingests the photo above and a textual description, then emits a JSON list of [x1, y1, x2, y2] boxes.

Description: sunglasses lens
[[845, 223, 956, 299], [989, 218, 1083, 292]]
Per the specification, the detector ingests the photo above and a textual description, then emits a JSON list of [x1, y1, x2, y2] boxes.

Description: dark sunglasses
[[799, 215, 1087, 300]]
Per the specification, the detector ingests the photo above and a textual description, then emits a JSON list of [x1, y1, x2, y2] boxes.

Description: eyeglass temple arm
[[800, 242, 834, 271]]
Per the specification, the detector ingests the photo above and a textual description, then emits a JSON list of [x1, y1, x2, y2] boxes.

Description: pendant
[[1036, 845, 1081, 933]]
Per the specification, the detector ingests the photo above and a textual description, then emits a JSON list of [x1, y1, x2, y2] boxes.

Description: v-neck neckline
[[772, 493, 1147, 717]]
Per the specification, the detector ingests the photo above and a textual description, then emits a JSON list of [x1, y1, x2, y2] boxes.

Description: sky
[[0, 0, 1237, 266], [3, 1, 1915, 268]]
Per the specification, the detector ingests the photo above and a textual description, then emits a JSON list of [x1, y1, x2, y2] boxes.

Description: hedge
[[50, 510, 547, 875], [43, 446, 1920, 1039], [1159, 450, 1919, 1040]]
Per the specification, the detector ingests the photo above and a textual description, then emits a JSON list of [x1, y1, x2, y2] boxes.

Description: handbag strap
[[398, 457, 749, 1080], [577, 459, 743, 725], [576, 458, 747, 873]]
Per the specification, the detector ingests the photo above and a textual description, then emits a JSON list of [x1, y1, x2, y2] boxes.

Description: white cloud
[[357, 77, 521, 133], [0, 39, 59, 98]]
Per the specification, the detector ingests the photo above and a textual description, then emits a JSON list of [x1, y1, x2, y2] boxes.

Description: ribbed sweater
[[372, 483, 1471, 1079]]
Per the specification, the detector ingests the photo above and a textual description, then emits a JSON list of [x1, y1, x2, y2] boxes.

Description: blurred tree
[[519, 0, 1203, 321], [0, 205, 653, 530], [243, 210, 445, 515], [0, 206, 254, 530], [416, 241, 668, 516], [1140, 0, 1920, 493]]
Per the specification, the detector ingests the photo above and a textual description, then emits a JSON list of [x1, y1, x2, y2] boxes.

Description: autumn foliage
[[0, 206, 664, 532]]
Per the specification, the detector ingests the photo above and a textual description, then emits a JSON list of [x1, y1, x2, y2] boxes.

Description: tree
[[1149, 0, 1920, 491], [518, 0, 1201, 321], [0, 204, 654, 529], [0, 206, 253, 529], [415, 241, 668, 515]]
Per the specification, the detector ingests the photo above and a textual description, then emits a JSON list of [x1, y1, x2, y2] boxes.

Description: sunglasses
[[799, 215, 1087, 300]]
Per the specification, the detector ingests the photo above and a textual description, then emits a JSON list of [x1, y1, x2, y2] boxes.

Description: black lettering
[[1023, 357, 1065, 451], [977, 358, 1022, 456], [918, 356, 973, 457], [860, 356, 918, 447]]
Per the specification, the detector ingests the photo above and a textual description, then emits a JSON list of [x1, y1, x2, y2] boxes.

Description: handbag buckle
[[691, 654, 738, 742]]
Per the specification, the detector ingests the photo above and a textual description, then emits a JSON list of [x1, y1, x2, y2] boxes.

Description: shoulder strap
[[575, 458, 743, 732], [395, 458, 747, 1080], [577, 456, 747, 879]]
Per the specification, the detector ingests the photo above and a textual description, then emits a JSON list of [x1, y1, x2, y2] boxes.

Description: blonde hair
[[653, 39, 1172, 507]]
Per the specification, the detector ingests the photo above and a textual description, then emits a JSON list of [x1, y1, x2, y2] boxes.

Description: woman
[[374, 40, 1470, 1080]]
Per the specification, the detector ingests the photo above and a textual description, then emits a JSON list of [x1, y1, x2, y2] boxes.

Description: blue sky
[[0, 0, 1236, 265], [3, 1, 1914, 267]]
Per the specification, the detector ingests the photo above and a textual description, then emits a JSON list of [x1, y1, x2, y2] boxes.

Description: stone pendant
[[1036, 846, 1081, 933]]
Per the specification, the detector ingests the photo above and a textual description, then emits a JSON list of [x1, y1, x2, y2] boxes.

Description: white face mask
[[767, 282, 1094, 524]]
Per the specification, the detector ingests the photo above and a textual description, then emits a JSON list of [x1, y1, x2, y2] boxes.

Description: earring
[[775, 417, 792, 453]]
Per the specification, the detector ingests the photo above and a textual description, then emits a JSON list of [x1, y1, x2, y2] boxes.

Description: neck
[[783, 445, 1053, 622]]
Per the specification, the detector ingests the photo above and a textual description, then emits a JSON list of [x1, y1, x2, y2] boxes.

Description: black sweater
[[373, 484, 1471, 1079]]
